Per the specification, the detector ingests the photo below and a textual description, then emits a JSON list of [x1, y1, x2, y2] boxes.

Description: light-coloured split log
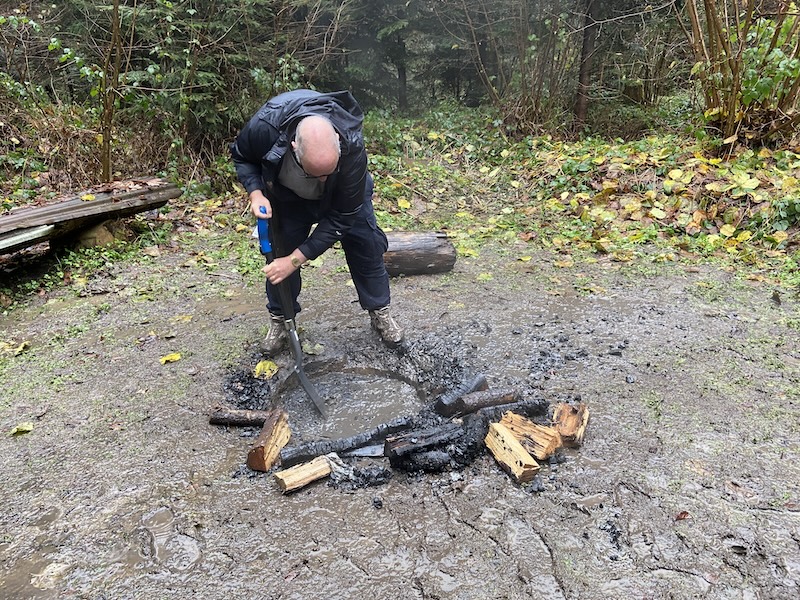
[[246, 409, 290, 472], [274, 455, 332, 493], [552, 403, 590, 447], [484, 422, 540, 483], [499, 411, 562, 461]]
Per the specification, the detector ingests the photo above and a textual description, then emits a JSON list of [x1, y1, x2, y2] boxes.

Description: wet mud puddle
[[281, 370, 424, 440]]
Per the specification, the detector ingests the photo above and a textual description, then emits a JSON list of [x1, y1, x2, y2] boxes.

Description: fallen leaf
[[81, 193, 96, 201], [159, 353, 182, 364], [301, 341, 324, 356], [675, 511, 691, 521], [10, 422, 34, 436], [554, 257, 574, 268], [767, 230, 788, 245], [254, 360, 279, 379], [0, 341, 30, 356]]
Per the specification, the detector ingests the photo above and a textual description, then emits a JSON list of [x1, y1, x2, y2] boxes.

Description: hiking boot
[[369, 306, 404, 347], [262, 312, 287, 356]]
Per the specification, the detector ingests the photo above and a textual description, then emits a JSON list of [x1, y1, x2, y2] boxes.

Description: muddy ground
[[1, 236, 799, 600]]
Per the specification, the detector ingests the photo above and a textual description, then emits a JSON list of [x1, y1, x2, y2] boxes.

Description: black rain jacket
[[230, 89, 368, 260]]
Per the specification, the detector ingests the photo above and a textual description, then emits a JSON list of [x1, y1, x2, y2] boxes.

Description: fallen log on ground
[[279, 415, 415, 468], [473, 397, 549, 422], [553, 402, 590, 447], [433, 373, 490, 416], [246, 409, 291, 472], [499, 412, 562, 461], [274, 455, 332, 493], [485, 422, 540, 483], [0, 179, 180, 254], [208, 406, 275, 427], [437, 388, 520, 417], [383, 231, 456, 276]]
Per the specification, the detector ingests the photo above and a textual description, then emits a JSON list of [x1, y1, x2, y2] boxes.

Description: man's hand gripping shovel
[[257, 207, 327, 418]]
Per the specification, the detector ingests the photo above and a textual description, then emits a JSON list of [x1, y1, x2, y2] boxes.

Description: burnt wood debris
[[210, 368, 590, 493]]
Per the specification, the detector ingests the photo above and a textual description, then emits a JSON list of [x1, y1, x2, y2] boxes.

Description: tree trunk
[[574, 0, 600, 129]]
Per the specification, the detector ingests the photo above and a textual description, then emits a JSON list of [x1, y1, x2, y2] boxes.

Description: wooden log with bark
[[499, 411, 562, 461], [279, 415, 415, 468], [484, 422, 540, 483], [274, 455, 332, 493], [208, 406, 275, 427], [433, 373, 490, 416], [383, 231, 456, 276], [246, 409, 291, 472], [0, 179, 180, 254], [437, 388, 520, 417], [553, 402, 590, 447]]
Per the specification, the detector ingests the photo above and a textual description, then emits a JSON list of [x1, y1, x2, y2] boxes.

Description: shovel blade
[[286, 327, 327, 418]]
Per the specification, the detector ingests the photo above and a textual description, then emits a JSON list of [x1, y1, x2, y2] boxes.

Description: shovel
[[257, 207, 327, 418]]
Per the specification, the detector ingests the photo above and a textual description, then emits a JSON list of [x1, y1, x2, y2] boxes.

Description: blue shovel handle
[[257, 206, 272, 256]]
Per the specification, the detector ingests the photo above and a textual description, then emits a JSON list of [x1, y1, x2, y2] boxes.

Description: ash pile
[[210, 333, 590, 493]]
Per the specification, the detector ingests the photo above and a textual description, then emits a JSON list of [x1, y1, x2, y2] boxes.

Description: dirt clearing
[[1, 241, 799, 599]]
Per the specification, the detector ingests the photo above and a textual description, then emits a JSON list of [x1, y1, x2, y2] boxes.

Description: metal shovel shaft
[[284, 319, 327, 418], [257, 207, 327, 418]]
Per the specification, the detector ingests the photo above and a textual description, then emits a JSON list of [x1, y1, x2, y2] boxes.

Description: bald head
[[293, 116, 340, 179]]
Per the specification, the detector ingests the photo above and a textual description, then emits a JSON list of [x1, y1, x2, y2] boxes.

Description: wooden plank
[[553, 403, 590, 447], [0, 181, 181, 255], [0, 181, 180, 234], [0, 225, 55, 254], [484, 422, 540, 483], [499, 411, 562, 461], [246, 409, 291, 472], [274, 455, 332, 493], [383, 231, 456, 276]]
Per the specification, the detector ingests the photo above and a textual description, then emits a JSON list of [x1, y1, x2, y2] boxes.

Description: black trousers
[[266, 176, 390, 316]]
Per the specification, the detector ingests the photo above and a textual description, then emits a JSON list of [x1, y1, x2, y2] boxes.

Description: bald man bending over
[[230, 89, 403, 355]]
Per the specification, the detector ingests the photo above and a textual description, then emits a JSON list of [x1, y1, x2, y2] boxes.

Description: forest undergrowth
[[1, 100, 799, 316]]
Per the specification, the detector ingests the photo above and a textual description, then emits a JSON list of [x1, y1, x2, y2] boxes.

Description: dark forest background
[[2, 0, 798, 192]]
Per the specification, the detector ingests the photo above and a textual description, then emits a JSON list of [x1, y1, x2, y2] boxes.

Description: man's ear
[[290, 140, 298, 151]]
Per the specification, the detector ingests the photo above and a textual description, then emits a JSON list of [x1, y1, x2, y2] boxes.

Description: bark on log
[[384, 422, 464, 460], [246, 409, 291, 472], [437, 388, 519, 417], [553, 402, 590, 447], [383, 231, 456, 276], [474, 398, 549, 422], [279, 415, 414, 468], [485, 422, 540, 483], [208, 406, 275, 427], [274, 455, 332, 493], [499, 412, 562, 461], [434, 373, 489, 416]]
